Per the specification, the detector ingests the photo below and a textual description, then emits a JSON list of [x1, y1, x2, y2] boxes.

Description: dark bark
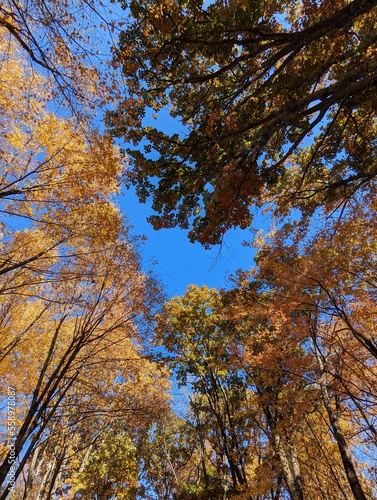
[[312, 334, 367, 500]]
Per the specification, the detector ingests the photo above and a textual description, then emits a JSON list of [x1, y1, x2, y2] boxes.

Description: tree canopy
[[0, 0, 123, 115], [110, 0, 377, 245], [0, 6, 171, 499], [1, 0, 377, 499]]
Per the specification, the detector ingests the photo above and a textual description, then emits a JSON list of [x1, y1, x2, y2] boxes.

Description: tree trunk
[[274, 433, 304, 500], [313, 335, 367, 500]]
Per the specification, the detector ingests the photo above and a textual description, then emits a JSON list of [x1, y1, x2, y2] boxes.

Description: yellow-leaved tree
[[0, 0, 124, 114], [0, 15, 171, 499]]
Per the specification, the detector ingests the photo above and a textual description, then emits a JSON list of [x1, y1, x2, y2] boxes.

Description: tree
[[138, 412, 206, 500], [0, 36, 171, 489], [0, 28, 124, 290], [248, 189, 377, 499], [0, 27, 129, 392], [223, 282, 314, 500], [73, 429, 139, 500], [155, 270, 377, 499], [223, 266, 377, 500], [0, 236, 170, 499], [155, 285, 251, 496], [110, 0, 377, 245], [0, 0, 123, 114], [0, 5, 173, 500]]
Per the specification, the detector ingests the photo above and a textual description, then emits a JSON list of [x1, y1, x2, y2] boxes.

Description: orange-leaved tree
[[250, 188, 377, 500], [0, 28, 124, 283], [0, 22, 172, 500], [0, 0, 124, 114]]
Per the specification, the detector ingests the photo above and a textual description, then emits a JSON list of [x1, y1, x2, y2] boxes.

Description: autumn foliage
[[0, 8, 170, 500], [1, 1, 377, 499], [110, 0, 377, 246]]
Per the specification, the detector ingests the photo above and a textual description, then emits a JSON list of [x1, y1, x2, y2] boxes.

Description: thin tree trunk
[[22, 445, 42, 500], [36, 455, 57, 500], [262, 402, 303, 500], [313, 334, 367, 500]]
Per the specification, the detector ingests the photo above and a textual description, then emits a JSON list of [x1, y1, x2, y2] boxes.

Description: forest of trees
[[0, 0, 376, 499]]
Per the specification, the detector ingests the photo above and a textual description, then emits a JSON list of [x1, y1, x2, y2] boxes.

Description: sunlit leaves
[[111, 0, 377, 245], [0, 0, 125, 113], [0, 22, 171, 499]]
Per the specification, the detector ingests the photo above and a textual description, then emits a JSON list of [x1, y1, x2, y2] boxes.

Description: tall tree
[[0, 28, 172, 498], [138, 412, 207, 500], [0, 236, 170, 498], [248, 190, 377, 499], [155, 285, 251, 496], [155, 268, 377, 499], [110, 0, 377, 245], [0, 28, 124, 287], [224, 282, 313, 500]]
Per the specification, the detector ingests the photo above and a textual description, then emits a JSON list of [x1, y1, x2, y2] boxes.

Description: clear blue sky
[[119, 187, 269, 298]]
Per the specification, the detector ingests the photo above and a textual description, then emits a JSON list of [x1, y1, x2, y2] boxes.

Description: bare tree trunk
[[274, 433, 303, 500], [35, 455, 57, 500], [261, 400, 303, 500], [313, 334, 367, 500], [22, 446, 42, 500]]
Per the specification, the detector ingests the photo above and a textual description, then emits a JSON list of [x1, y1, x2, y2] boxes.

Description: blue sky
[[119, 187, 270, 298]]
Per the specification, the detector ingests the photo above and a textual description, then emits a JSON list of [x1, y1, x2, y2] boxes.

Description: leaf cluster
[[111, 0, 377, 245]]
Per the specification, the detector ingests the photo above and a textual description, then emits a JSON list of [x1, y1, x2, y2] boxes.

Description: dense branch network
[[110, 0, 377, 245]]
